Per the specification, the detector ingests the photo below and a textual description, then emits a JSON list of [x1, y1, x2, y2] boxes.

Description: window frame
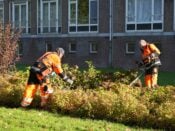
[[68, 0, 99, 33], [17, 42, 23, 57], [68, 42, 77, 53], [125, 0, 164, 32], [89, 41, 98, 54], [125, 43, 135, 54], [12, 0, 30, 34], [37, 0, 61, 34]]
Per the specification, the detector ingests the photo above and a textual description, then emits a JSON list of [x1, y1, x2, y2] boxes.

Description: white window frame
[[0, 0, 4, 25], [38, 0, 60, 34], [69, 42, 77, 53], [12, 1, 29, 34], [125, 0, 164, 32], [125, 43, 135, 54], [68, 0, 99, 33], [89, 42, 97, 53]]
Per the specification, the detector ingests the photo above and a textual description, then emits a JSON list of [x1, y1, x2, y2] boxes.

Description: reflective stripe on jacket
[[37, 52, 63, 75]]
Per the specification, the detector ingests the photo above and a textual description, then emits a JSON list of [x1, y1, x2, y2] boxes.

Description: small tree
[[0, 24, 21, 73]]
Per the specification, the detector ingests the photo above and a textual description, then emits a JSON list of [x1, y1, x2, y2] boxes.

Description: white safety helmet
[[56, 47, 65, 58], [139, 39, 147, 48]]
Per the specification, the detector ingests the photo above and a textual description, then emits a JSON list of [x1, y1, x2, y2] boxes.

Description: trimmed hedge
[[0, 68, 175, 129]]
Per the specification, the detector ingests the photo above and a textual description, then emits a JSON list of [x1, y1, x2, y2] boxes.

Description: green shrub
[[52, 61, 102, 90], [0, 63, 175, 129], [0, 74, 23, 107]]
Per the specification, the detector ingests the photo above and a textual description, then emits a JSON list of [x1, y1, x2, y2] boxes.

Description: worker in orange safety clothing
[[21, 48, 73, 108], [137, 39, 161, 88]]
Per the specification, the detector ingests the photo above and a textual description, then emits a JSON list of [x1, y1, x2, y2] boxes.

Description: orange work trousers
[[144, 66, 158, 88], [21, 70, 53, 107]]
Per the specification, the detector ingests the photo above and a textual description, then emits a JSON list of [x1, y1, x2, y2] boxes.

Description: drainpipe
[[109, 0, 113, 67]]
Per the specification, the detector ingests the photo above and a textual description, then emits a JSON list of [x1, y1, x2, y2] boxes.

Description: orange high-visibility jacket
[[142, 44, 161, 59], [37, 52, 63, 75]]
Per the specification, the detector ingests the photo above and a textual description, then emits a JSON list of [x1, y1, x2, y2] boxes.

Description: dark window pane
[[58, 27, 61, 33], [90, 42, 97, 53], [137, 24, 151, 30], [15, 5, 19, 27], [28, 28, 31, 33], [18, 42, 23, 56], [38, 28, 41, 33], [70, 26, 76, 32], [90, 1, 97, 24], [127, 24, 135, 30], [69, 43, 76, 52], [78, 26, 89, 31], [127, 43, 135, 53], [153, 23, 162, 29], [90, 26, 97, 31]]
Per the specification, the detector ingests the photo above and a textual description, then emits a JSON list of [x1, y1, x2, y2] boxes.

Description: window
[[17, 42, 23, 57], [126, 43, 135, 54], [11, 0, 31, 33], [0, 0, 4, 24], [45, 42, 52, 52], [69, 42, 77, 53], [38, 0, 62, 33], [126, 0, 163, 31], [89, 42, 97, 53], [69, 0, 98, 32]]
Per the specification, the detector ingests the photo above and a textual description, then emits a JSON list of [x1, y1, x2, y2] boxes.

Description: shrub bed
[[0, 64, 175, 129]]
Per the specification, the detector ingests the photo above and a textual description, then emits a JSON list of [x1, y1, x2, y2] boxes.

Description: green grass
[[0, 107, 161, 131], [137, 71, 175, 86], [98, 67, 175, 86], [158, 72, 175, 86]]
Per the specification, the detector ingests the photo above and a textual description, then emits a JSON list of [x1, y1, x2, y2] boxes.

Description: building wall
[[20, 37, 110, 68], [99, 0, 109, 33], [164, 0, 174, 32], [114, 0, 125, 32], [30, 0, 37, 34], [112, 35, 175, 72], [62, 0, 68, 34], [3, 0, 175, 71], [4, 0, 9, 24]]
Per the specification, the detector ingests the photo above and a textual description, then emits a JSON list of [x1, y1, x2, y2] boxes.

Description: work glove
[[66, 78, 74, 85], [150, 53, 158, 59], [62, 75, 74, 85]]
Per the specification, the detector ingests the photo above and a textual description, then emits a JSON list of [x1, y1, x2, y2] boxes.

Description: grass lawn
[[98, 67, 175, 86], [158, 72, 175, 86], [0, 107, 161, 131], [137, 71, 175, 86]]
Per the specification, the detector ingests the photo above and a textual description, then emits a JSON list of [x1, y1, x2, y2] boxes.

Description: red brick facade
[[4, 0, 175, 71]]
